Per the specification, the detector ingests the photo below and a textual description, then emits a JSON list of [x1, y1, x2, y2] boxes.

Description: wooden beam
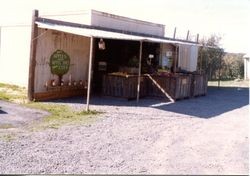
[[196, 33, 199, 43], [186, 30, 190, 41], [136, 41, 143, 103], [218, 51, 222, 89], [173, 45, 178, 73], [28, 9, 39, 101], [173, 27, 177, 39], [86, 37, 94, 111], [200, 47, 203, 72], [145, 74, 175, 102]]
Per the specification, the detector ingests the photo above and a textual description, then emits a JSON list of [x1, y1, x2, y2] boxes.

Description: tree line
[[197, 35, 244, 80]]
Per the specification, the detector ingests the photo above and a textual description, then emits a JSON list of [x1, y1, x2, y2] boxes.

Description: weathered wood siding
[[147, 74, 192, 100], [34, 29, 90, 93], [102, 74, 147, 99], [191, 73, 207, 97]]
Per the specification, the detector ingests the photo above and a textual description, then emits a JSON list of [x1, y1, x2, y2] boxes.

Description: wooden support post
[[200, 46, 203, 72], [136, 41, 143, 104], [28, 9, 39, 101], [86, 37, 94, 111], [186, 30, 189, 41], [173, 27, 177, 39], [174, 45, 178, 73], [196, 34, 199, 43], [218, 52, 222, 89]]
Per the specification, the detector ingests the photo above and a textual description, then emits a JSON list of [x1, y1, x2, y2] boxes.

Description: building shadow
[[49, 86, 249, 119], [151, 86, 249, 118], [0, 109, 8, 114]]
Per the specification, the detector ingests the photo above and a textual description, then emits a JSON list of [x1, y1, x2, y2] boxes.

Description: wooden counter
[[102, 73, 147, 99], [102, 72, 207, 101]]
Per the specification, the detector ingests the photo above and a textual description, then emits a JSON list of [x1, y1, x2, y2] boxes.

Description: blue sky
[[0, 0, 249, 54]]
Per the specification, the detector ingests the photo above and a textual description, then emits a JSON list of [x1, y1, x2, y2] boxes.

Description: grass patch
[[0, 91, 10, 101], [0, 83, 27, 103], [26, 103, 101, 129], [0, 83, 22, 91], [0, 133, 16, 142], [0, 82, 102, 130], [0, 124, 14, 129]]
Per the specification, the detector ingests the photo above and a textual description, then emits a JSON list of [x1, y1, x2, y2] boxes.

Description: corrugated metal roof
[[36, 21, 198, 46]]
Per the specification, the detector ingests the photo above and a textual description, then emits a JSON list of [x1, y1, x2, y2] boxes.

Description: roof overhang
[[35, 18, 199, 46]]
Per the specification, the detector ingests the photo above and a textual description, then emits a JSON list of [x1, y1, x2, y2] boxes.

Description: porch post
[[174, 45, 178, 73], [218, 51, 221, 89], [200, 46, 203, 72], [86, 37, 94, 111], [28, 9, 39, 101], [136, 40, 143, 103]]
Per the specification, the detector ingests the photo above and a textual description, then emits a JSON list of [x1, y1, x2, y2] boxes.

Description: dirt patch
[[0, 100, 48, 128]]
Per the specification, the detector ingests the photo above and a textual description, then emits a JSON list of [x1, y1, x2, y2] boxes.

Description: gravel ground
[[0, 87, 249, 174]]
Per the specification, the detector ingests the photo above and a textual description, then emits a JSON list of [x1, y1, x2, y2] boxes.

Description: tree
[[222, 53, 244, 79], [197, 35, 225, 80], [198, 35, 244, 80]]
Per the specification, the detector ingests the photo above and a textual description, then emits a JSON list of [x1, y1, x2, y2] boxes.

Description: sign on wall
[[49, 50, 70, 76]]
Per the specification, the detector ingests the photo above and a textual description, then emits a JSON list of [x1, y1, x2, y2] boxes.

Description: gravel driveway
[[0, 87, 249, 174], [0, 100, 48, 127]]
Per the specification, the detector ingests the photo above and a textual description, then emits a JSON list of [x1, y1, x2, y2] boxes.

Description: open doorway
[[92, 38, 160, 95]]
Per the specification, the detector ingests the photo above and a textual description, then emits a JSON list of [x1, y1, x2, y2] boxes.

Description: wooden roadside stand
[[27, 9, 207, 108]]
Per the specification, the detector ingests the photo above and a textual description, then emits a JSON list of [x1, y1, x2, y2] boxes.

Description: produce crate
[[147, 73, 192, 100], [191, 73, 208, 97], [173, 74, 192, 99], [102, 74, 147, 99], [147, 75, 172, 97]]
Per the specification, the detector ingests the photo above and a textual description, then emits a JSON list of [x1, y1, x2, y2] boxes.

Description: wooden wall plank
[[34, 29, 90, 93]]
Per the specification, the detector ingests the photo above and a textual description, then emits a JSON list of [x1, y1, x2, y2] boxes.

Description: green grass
[[0, 133, 16, 142], [0, 83, 23, 91], [26, 103, 101, 129], [0, 83, 27, 103], [208, 79, 249, 88], [0, 83, 101, 130], [0, 91, 10, 101], [0, 124, 14, 129]]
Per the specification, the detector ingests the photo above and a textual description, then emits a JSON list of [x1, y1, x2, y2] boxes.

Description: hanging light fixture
[[98, 38, 106, 50]]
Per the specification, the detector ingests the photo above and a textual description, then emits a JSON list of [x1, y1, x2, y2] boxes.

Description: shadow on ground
[[154, 86, 249, 118], [49, 86, 249, 119], [0, 109, 7, 114]]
